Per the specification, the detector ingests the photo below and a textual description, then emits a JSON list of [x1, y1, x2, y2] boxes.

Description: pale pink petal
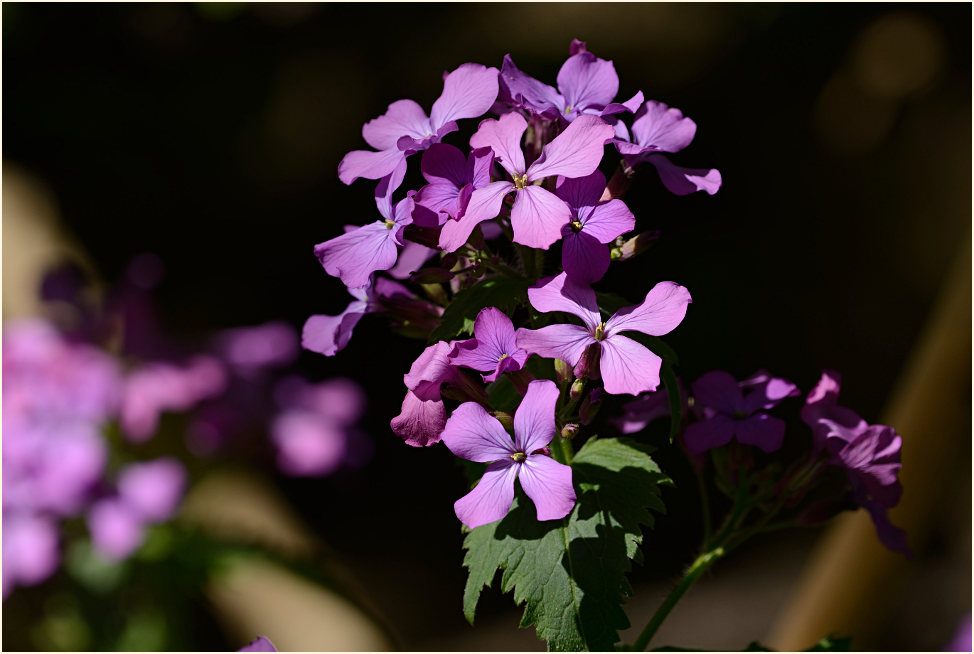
[[430, 63, 499, 130], [301, 299, 369, 357], [403, 340, 456, 401], [271, 410, 347, 477], [515, 324, 594, 367], [498, 54, 564, 119], [519, 455, 576, 521], [599, 335, 663, 396], [647, 154, 722, 196], [469, 112, 527, 177], [526, 114, 613, 180], [454, 460, 519, 529], [441, 401, 516, 463], [601, 90, 645, 117], [604, 281, 691, 337], [510, 185, 571, 250], [337, 148, 407, 185], [526, 272, 601, 331], [513, 379, 559, 454], [580, 199, 636, 243], [362, 99, 432, 150]]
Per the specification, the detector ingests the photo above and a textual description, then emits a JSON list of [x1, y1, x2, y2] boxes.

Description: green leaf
[[429, 275, 529, 344], [461, 438, 670, 651]]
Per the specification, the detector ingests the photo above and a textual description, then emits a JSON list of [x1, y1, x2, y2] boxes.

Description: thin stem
[[695, 469, 713, 546], [631, 547, 725, 651]]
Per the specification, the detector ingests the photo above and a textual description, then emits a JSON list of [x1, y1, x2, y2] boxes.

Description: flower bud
[[570, 379, 585, 401], [560, 423, 579, 439], [572, 343, 601, 380], [611, 231, 661, 261], [553, 358, 573, 385]]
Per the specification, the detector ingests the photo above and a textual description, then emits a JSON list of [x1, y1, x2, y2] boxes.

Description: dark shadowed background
[[3, 2, 970, 651]]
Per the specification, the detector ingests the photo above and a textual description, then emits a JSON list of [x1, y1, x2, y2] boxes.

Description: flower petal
[[526, 272, 601, 330], [599, 334, 663, 395], [404, 340, 456, 400], [390, 391, 447, 447], [314, 222, 400, 289], [497, 54, 563, 119], [439, 181, 512, 252], [515, 324, 595, 367], [557, 50, 619, 113], [301, 303, 367, 357], [562, 231, 610, 284], [337, 148, 407, 186], [441, 400, 515, 463], [430, 63, 499, 130], [454, 460, 519, 529], [513, 379, 559, 454], [469, 112, 527, 177], [554, 170, 607, 210], [510, 186, 570, 250], [604, 281, 691, 337], [646, 154, 722, 196], [362, 99, 431, 150], [734, 413, 786, 453], [421, 142, 468, 188], [526, 114, 613, 180], [580, 199, 636, 243], [630, 100, 698, 153], [683, 414, 736, 454], [519, 455, 576, 521]]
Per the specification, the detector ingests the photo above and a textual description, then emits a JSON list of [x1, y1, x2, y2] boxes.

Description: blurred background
[[3, 3, 970, 651]]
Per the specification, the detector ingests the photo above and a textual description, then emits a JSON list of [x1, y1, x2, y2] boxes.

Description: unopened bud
[[554, 358, 573, 385], [611, 231, 661, 261], [570, 379, 585, 401], [409, 267, 455, 284], [572, 343, 601, 380], [491, 411, 514, 431], [560, 423, 580, 439]]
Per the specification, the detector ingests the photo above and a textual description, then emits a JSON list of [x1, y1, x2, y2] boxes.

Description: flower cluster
[[306, 40, 718, 529]]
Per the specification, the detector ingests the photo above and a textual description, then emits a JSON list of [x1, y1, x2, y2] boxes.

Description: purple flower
[[440, 112, 614, 251], [516, 273, 691, 396], [337, 63, 499, 187], [238, 637, 277, 652], [555, 171, 635, 283], [614, 100, 721, 195], [2, 513, 60, 598], [88, 497, 146, 561], [801, 371, 910, 556], [945, 614, 972, 652], [270, 377, 367, 477], [499, 39, 643, 126], [610, 382, 686, 435], [683, 370, 799, 455], [213, 322, 299, 379], [441, 379, 575, 528], [449, 307, 528, 382], [120, 355, 228, 443], [413, 143, 495, 222], [117, 458, 187, 523], [390, 340, 463, 447]]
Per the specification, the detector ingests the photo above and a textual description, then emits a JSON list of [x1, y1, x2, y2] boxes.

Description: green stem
[[695, 470, 712, 546], [631, 547, 725, 651]]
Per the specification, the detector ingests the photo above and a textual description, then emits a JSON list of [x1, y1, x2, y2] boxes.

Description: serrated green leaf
[[429, 275, 529, 344], [461, 438, 669, 651]]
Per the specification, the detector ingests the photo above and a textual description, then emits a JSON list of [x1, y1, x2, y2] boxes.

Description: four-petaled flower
[[449, 307, 528, 383], [441, 379, 575, 529], [683, 370, 799, 455], [516, 273, 691, 396], [439, 112, 614, 251]]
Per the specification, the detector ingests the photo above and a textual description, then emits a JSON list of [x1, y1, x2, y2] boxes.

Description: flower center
[[564, 105, 574, 114], [512, 173, 529, 190], [384, 219, 396, 230], [570, 220, 584, 233], [733, 410, 747, 420], [594, 322, 606, 341], [510, 451, 527, 463], [498, 353, 509, 361]]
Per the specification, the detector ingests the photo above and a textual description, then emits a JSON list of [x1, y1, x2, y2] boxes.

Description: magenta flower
[[555, 170, 635, 283], [614, 100, 722, 196], [441, 380, 575, 529], [391, 340, 462, 447], [413, 143, 495, 222], [213, 322, 299, 378], [449, 307, 528, 382], [2, 514, 60, 598], [238, 637, 277, 652], [516, 273, 691, 396], [499, 39, 643, 126], [88, 497, 145, 561], [610, 382, 686, 435], [801, 371, 910, 555], [440, 112, 614, 251], [337, 63, 499, 186], [683, 371, 799, 454]]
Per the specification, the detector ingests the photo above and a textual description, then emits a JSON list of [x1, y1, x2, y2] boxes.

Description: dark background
[[4, 3, 971, 651]]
